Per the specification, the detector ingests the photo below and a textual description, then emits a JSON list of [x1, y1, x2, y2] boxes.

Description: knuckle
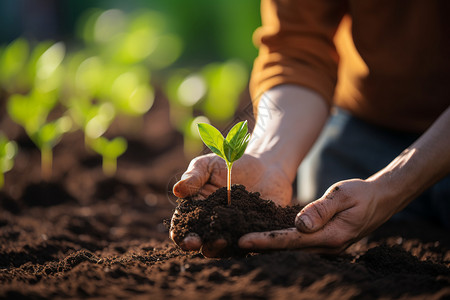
[[190, 155, 210, 169]]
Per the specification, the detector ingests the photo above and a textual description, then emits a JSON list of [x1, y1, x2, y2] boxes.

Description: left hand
[[238, 178, 395, 254]]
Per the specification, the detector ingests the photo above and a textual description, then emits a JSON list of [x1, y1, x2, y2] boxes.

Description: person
[[170, 0, 450, 257]]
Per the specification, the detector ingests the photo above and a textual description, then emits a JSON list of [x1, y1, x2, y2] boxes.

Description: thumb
[[295, 187, 344, 233], [172, 156, 211, 198]]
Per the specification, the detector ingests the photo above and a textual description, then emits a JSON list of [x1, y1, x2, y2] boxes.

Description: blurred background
[[0, 0, 260, 66], [0, 0, 261, 186]]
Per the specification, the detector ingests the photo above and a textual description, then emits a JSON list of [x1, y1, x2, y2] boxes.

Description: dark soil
[[0, 91, 449, 299], [171, 185, 302, 256]]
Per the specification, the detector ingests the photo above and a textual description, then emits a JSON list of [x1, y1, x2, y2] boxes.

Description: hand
[[239, 179, 395, 254], [170, 152, 293, 257]]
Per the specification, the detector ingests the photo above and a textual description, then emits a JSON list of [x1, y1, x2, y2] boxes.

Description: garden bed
[[0, 94, 449, 300]]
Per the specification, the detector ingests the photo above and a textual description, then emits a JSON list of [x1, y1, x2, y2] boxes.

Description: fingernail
[[297, 214, 312, 230]]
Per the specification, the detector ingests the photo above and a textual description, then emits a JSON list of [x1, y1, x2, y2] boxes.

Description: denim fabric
[[297, 108, 450, 229]]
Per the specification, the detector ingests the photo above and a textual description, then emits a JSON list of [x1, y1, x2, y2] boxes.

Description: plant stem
[[41, 146, 53, 181], [227, 163, 232, 206], [103, 156, 117, 177], [0, 172, 4, 189]]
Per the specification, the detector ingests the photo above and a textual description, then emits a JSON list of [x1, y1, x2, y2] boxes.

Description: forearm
[[368, 105, 450, 214], [247, 84, 329, 182]]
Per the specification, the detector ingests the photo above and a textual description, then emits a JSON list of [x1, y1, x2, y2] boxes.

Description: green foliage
[[0, 134, 18, 189], [0, 7, 178, 179], [197, 121, 250, 205], [198, 121, 250, 168], [0, 38, 30, 92], [7, 91, 71, 180], [90, 136, 128, 176], [165, 60, 249, 157], [0, 3, 257, 183]]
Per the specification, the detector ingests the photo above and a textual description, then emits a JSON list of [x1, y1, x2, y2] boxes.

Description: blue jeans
[[297, 108, 450, 229]]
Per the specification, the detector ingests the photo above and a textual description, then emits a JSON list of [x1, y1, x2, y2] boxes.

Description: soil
[[170, 184, 302, 256], [0, 91, 449, 299]]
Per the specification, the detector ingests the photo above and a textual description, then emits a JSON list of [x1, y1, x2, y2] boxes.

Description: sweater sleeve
[[250, 0, 347, 111]]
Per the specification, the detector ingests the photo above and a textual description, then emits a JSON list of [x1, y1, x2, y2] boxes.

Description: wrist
[[366, 149, 421, 215], [247, 85, 329, 182]]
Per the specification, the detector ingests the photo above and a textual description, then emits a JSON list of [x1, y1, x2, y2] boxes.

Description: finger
[[239, 228, 302, 250], [295, 185, 351, 233], [198, 183, 221, 199], [200, 238, 227, 258], [182, 233, 202, 251], [173, 156, 212, 198], [239, 225, 349, 252], [170, 231, 202, 251]]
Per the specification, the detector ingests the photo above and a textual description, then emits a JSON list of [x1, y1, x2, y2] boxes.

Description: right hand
[[170, 153, 293, 257]]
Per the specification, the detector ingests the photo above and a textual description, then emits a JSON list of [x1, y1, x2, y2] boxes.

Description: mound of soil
[[171, 185, 302, 255]]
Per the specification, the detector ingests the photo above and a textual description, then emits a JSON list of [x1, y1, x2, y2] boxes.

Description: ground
[[0, 91, 449, 299]]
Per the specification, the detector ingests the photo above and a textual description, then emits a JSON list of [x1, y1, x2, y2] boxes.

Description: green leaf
[[90, 136, 127, 158], [223, 139, 233, 163], [0, 38, 29, 81], [197, 123, 225, 160], [226, 120, 248, 149], [0, 135, 18, 173], [223, 120, 250, 163], [7, 93, 47, 134], [223, 132, 250, 163], [233, 133, 250, 162], [105, 137, 128, 158]]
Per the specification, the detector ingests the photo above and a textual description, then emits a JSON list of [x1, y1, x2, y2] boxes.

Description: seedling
[[7, 92, 71, 180], [197, 120, 250, 205], [90, 136, 127, 176], [0, 135, 18, 189]]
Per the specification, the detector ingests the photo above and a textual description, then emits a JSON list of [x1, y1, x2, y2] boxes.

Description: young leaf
[[90, 136, 128, 176], [197, 120, 251, 205], [0, 135, 17, 173], [226, 120, 248, 149], [0, 135, 17, 189], [224, 120, 250, 162], [197, 123, 225, 159], [233, 133, 250, 162]]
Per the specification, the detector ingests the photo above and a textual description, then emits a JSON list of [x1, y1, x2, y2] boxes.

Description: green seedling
[[0, 135, 18, 189], [67, 96, 115, 147], [7, 91, 71, 180], [197, 120, 250, 205], [90, 136, 127, 176]]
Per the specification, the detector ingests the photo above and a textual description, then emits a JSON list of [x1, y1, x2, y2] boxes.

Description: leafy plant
[[90, 136, 128, 176], [0, 135, 18, 189], [7, 91, 71, 180], [197, 120, 250, 205]]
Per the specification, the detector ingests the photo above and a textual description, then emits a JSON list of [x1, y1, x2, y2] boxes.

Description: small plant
[[7, 91, 71, 180], [197, 120, 250, 205], [90, 136, 128, 176], [0, 135, 18, 189]]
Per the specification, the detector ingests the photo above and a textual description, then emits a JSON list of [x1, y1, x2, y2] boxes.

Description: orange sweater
[[250, 0, 450, 133]]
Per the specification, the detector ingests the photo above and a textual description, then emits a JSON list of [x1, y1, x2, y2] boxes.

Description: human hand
[[170, 153, 293, 257], [238, 179, 395, 254]]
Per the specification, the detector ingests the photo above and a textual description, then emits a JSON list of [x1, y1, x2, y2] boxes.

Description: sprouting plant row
[[0, 8, 250, 188], [0, 9, 175, 181]]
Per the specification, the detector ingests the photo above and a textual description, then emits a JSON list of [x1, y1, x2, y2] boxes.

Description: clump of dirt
[[170, 184, 302, 255]]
